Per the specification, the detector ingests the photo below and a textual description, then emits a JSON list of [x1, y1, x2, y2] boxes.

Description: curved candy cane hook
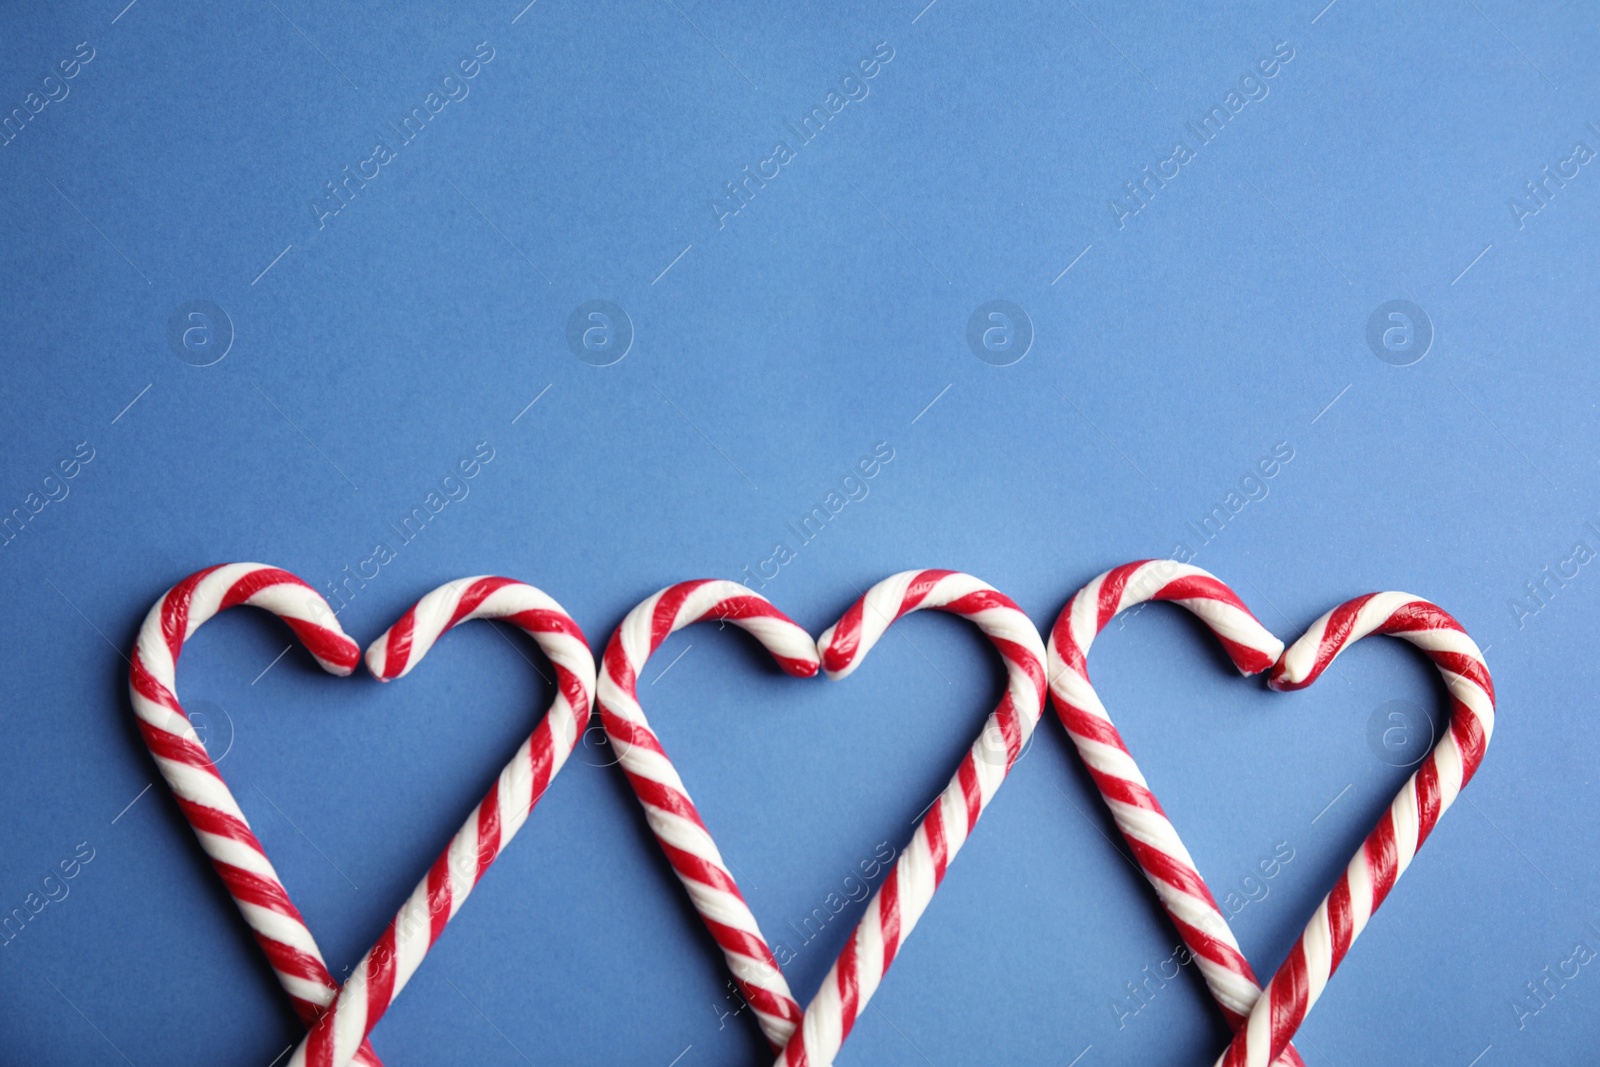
[[127, 563, 384, 1067], [780, 569, 1047, 1067], [1047, 560, 1305, 1067], [288, 576, 595, 1067], [598, 579, 822, 1049], [1217, 592, 1494, 1067], [598, 571, 1046, 1067]]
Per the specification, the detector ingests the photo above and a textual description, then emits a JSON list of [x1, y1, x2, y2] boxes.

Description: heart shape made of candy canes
[[128, 565, 594, 1067], [598, 569, 1046, 1066], [1046, 561, 1494, 1066]]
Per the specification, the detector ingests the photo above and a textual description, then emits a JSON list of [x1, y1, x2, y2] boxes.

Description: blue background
[[2, 0, 1596, 1063]]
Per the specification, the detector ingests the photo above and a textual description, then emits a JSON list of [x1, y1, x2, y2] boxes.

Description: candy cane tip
[[1264, 660, 1308, 691], [1237, 640, 1285, 677], [311, 639, 362, 678], [814, 629, 848, 675], [783, 657, 823, 679], [818, 651, 854, 680], [362, 640, 401, 682]]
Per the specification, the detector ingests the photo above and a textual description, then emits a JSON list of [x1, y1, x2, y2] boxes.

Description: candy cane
[[1047, 560, 1305, 1067], [780, 569, 1046, 1067], [597, 572, 1046, 1066], [128, 563, 383, 1067], [1216, 592, 1494, 1067], [598, 579, 820, 1048], [288, 576, 595, 1067]]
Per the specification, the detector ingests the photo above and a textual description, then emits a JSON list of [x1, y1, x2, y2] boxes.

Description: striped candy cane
[[1047, 560, 1305, 1067], [128, 564, 384, 1067], [780, 569, 1047, 1067], [289, 576, 595, 1067], [1216, 592, 1494, 1067], [598, 580, 820, 1049], [597, 572, 1046, 1066]]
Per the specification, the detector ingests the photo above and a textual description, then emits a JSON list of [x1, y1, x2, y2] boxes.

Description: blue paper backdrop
[[2, 0, 1597, 1063]]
